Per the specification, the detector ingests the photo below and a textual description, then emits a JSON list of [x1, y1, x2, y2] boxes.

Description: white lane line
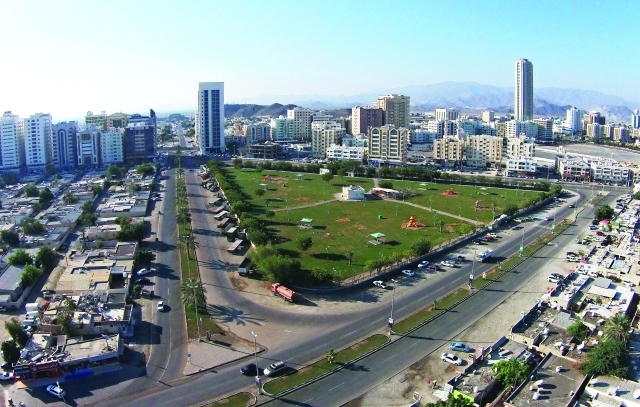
[[303, 398, 314, 403], [328, 383, 345, 392]]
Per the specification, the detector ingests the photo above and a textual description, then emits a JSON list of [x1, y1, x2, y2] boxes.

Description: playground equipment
[[263, 175, 273, 181], [444, 188, 456, 196], [407, 216, 419, 228], [475, 200, 482, 208]]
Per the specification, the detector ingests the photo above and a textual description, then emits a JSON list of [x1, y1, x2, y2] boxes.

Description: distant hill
[[225, 103, 297, 118]]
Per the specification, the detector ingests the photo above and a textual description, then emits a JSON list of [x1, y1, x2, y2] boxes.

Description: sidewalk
[[184, 338, 259, 375]]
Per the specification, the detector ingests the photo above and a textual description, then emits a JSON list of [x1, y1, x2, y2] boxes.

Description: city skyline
[[2, 0, 640, 120]]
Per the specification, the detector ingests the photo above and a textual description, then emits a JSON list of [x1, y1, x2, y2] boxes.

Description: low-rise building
[[507, 156, 537, 175], [326, 145, 366, 162], [590, 160, 632, 184], [465, 135, 502, 168], [246, 141, 282, 159], [505, 135, 536, 159], [557, 157, 591, 181]]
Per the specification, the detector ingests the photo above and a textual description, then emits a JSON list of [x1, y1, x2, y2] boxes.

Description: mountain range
[[234, 81, 639, 122]]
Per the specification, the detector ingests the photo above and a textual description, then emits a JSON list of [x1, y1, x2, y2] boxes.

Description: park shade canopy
[[370, 233, 386, 243], [300, 218, 313, 224]]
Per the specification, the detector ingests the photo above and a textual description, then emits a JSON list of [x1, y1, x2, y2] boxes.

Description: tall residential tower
[[514, 59, 533, 121], [376, 94, 410, 128], [197, 82, 225, 154]]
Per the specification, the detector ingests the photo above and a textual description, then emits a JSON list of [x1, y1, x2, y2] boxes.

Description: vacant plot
[[228, 168, 374, 210], [388, 180, 541, 223], [265, 199, 475, 275]]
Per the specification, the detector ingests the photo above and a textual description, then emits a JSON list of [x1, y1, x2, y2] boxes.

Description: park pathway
[[384, 199, 484, 225], [271, 198, 338, 212]]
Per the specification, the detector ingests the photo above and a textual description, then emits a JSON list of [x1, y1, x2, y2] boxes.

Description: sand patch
[[445, 225, 455, 233], [230, 275, 248, 291], [354, 224, 367, 230], [401, 223, 425, 230], [296, 196, 310, 201], [336, 217, 350, 223]]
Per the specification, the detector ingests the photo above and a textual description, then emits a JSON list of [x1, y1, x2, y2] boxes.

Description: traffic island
[[262, 334, 388, 396], [200, 392, 254, 407]]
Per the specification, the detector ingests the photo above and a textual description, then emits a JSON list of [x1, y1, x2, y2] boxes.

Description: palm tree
[[180, 278, 207, 309], [325, 349, 336, 364], [176, 206, 191, 232], [178, 233, 199, 278], [604, 314, 631, 345], [177, 167, 185, 179]]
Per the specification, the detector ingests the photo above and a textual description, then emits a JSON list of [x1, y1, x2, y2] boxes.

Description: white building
[[270, 116, 295, 141], [311, 121, 345, 158], [326, 145, 366, 161], [287, 107, 313, 141], [506, 156, 537, 174], [482, 110, 494, 123], [465, 135, 503, 168], [505, 135, 536, 159], [566, 107, 582, 134], [514, 58, 534, 121], [100, 128, 124, 164], [0, 111, 24, 172], [557, 158, 591, 181], [243, 123, 271, 144], [197, 82, 225, 154], [426, 120, 444, 137], [341, 134, 367, 148], [410, 129, 439, 144], [76, 127, 100, 167], [533, 118, 553, 142], [23, 113, 53, 172], [435, 108, 459, 122], [590, 160, 632, 184], [368, 126, 408, 164], [341, 185, 365, 200], [52, 121, 77, 170], [505, 120, 538, 138], [432, 136, 464, 164]]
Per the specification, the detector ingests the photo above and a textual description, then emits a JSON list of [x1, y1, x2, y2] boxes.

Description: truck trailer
[[270, 283, 297, 302], [477, 249, 493, 262]]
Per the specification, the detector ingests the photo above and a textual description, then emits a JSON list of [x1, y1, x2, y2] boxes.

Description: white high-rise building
[[632, 109, 640, 129], [52, 121, 77, 170], [435, 108, 459, 122], [0, 111, 24, 172], [311, 121, 345, 158], [76, 127, 100, 167], [482, 110, 494, 123], [566, 107, 582, 134], [197, 82, 225, 154], [505, 120, 538, 138], [270, 116, 295, 140], [24, 113, 53, 172], [287, 107, 313, 141], [100, 128, 124, 164], [514, 59, 534, 121], [533, 118, 553, 142]]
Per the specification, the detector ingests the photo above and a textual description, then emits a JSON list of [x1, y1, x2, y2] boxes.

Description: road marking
[[382, 355, 395, 363], [285, 330, 292, 333], [328, 383, 345, 392], [303, 398, 315, 403]]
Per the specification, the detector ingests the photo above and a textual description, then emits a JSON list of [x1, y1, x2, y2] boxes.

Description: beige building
[[505, 136, 535, 159], [613, 126, 629, 142], [557, 158, 591, 181], [287, 107, 313, 141], [586, 123, 602, 138], [495, 122, 507, 138], [465, 135, 503, 168], [106, 112, 130, 129], [433, 136, 464, 164], [367, 126, 408, 164], [376, 94, 410, 128], [311, 121, 345, 158], [482, 110, 494, 123], [533, 118, 553, 142], [85, 111, 107, 130]]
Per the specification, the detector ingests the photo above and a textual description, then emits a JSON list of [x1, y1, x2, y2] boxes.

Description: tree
[[409, 238, 432, 258], [180, 278, 207, 309], [62, 194, 78, 205], [503, 203, 519, 216], [91, 184, 103, 197], [255, 188, 266, 198], [249, 229, 270, 246], [567, 319, 592, 342], [7, 249, 33, 266], [321, 172, 334, 185], [265, 210, 275, 220], [425, 393, 473, 407], [582, 338, 628, 377], [634, 192, 640, 201], [5, 318, 29, 347], [337, 168, 347, 182], [106, 164, 122, 179], [294, 235, 313, 252], [21, 218, 44, 235], [129, 183, 142, 193], [1, 340, 20, 364], [35, 246, 57, 271], [133, 251, 155, 266], [256, 255, 301, 283], [176, 205, 192, 227], [136, 163, 155, 176], [57, 312, 75, 335], [595, 205, 615, 222], [379, 180, 394, 189], [133, 284, 142, 295], [116, 220, 146, 241], [493, 358, 531, 388], [20, 264, 43, 287], [326, 349, 336, 364], [38, 187, 54, 205], [24, 183, 39, 197], [603, 314, 631, 345], [0, 230, 19, 246]]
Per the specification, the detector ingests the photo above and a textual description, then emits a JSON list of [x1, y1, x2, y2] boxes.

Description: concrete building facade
[[100, 128, 124, 164], [243, 123, 271, 144], [432, 136, 464, 164], [465, 135, 503, 168], [287, 107, 313, 141], [197, 82, 225, 154], [24, 113, 53, 172], [52, 121, 77, 170], [76, 127, 100, 167], [270, 116, 295, 140], [482, 110, 494, 123], [124, 123, 155, 164], [533, 118, 553, 142], [85, 111, 107, 130], [0, 112, 24, 172], [514, 58, 534, 121], [351, 106, 383, 135], [106, 112, 130, 129], [376, 94, 410, 128], [311, 121, 345, 158], [566, 107, 582, 134], [368, 126, 408, 164], [505, 136, 536, 159], [326, 145, 366, 161], [435, 108, 459, 122]]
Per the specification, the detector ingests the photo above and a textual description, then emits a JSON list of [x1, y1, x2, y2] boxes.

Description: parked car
[[240, 363, 258, 376], [473, 239, 483, 245], [441, 353, 463, 365], [157, 301, 165, 311], [449, 342, 471, 352], [137, 268, 151, 276], [47, 384, 66, 399], [595, 231, 605, 236], [417, 261, 430, 268], [622, 279, 635, 288], [0, 371, 12, 380], [548, 273, 564, 283], [426, 264, 439, 271], [440, 260, 454, 267], [264, 361, 287, 377], [545, 216, 552, 221], [136, 277, 151, 285], [401, 270, 415, 277], [487, 233, 498, 239], [373, 281, 387, 289]]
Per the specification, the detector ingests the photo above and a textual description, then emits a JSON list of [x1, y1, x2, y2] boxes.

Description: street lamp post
[[389, 279, 398, 335], [251, 331, 261, 392]]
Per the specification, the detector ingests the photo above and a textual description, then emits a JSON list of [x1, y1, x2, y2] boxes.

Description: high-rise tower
[[197, 82, 225, 154], [514, 59, 533, 121]]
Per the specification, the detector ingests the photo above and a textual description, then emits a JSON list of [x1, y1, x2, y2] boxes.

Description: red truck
[[271, 283, 297, 302]]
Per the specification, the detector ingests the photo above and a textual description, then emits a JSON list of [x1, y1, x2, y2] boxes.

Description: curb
[[192, 391, 257, 407]]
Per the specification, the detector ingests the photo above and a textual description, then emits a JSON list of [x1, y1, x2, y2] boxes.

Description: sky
[[2, 0, 640, 121]]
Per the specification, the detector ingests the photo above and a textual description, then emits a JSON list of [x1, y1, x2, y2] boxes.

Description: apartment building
[[287, 107, 313, 141], [566, 107, 582, 134], [514, 58, 534, 121], [270, 116, 295, 140], [312, 112, 332, 123], [197, 82, 225, 154], [432, 136, 464, 165], [632, 109, 640, 129], [76, 127, 100, 167], [590, 160, 632, 184], [124, 122, 155, 164], [426, 120, 445, 137], [85, 111, 107, 131], [410, 129, 439, 144], [100, 128, 124, 164], [465, 135, 503, 168], [505, 136, 536, 159], [326, 145, 366, 162], [505, 120, 538, 138], [341, 134, 368, 148], [367, 126, 408, 164], [435, 108, 459, 122], [479, 124, 496, 136], [495, 122, 507, 138], [460, 120, 478, 137], [24, 113, 53, 172], [600, 123, 616, 140], [351, 107, 383, 135], [243, 123, 271, 144], [613, 126, 629, 142], [376, 94, 410, 128], [0, 112, 24, 172], [533, 118, 553, 142], [311, 121, 345, 158], [557, 158, 591, 181], [482, 110, 494, 123], [52, 121, 77, 170], [506, 157, 537, 175], [106, 112, 130, 129], [586, 123, 602, 139]]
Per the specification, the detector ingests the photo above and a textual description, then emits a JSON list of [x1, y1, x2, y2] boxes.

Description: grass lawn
[[228, 168, 374, 210], [263, 334, 388, 395], [204, 393, 251, 407], [264, 199, 476, 276], [387, 179, 541, 223]]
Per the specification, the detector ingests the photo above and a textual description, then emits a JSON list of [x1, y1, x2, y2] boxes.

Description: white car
[[440, 260, 454, 267], [373, 281, 387, 289], [137, 268, 151, 276], [46, 384, 66, 399], [487, 233, 498, 238], [441, 353, 463, 365], [0, 371, 12, 380], [157, 301, 165, 311], [401, 270, 415, 277], [417, 261, 429, 268]]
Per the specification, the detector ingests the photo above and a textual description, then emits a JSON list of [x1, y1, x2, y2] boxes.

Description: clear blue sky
[[2, 0, 639, 120]]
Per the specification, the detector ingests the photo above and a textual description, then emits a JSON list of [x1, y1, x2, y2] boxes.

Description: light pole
[[520, 225, 525, 257], [251, 331, 261, 392], [389, 279, 398, 335]]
